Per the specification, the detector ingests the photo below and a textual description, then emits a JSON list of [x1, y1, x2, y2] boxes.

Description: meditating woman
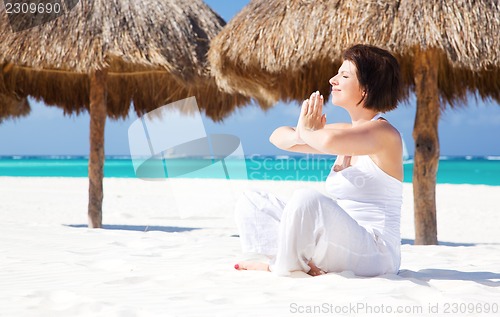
[[234, 44, 404, 277]]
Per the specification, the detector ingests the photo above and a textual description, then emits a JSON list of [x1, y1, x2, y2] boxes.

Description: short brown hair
[[342, 44, 402, 112]]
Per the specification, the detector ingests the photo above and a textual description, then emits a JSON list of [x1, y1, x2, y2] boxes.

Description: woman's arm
[[324, 122, 351, 130], [269, 126, 325, 154], [297, 91, 396, 156], [299, 123, 388, 156], [269, 92, 351, 154]]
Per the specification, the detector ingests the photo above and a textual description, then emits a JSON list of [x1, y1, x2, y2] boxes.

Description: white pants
[[235, 188, 399, 276]]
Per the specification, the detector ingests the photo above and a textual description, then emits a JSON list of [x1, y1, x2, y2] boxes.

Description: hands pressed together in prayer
[[295, 91, 327, 144]]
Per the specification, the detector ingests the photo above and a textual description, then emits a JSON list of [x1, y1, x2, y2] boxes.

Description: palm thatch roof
[[0, 0, 249, 120], [208, 0, 500, 107], [0, 93, 30, 123], [0, 72, 30, 122]]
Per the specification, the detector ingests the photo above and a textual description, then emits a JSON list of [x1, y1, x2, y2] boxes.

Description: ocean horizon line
[[1, 155, 499, 185]]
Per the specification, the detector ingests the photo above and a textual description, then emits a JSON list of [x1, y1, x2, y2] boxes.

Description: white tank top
[[324, 114, 403, 246]]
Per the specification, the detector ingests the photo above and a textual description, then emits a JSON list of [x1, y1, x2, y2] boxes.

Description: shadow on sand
[[398, 240, 500, 286], [400, 239, 500, 247], [397, 269, 500, 287], [65, 224, 200, 233]]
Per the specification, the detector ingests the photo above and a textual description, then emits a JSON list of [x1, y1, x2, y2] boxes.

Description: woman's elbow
[[269, 135, 284, 150], [269, 128, 287, 149], [269, 131, 277, 147]]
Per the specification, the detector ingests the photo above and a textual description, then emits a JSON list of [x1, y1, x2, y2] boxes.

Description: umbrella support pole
[[88, 69, 107, 228], [412, 48, 440, 245]]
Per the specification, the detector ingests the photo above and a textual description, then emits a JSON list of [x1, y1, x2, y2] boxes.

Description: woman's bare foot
[[307, 261, 326, 276], [234, 261, 325, 276], [234, 261, 270, 271]]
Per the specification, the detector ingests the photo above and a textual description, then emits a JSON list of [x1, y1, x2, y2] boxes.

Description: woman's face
[[329, 60, 365, 108]]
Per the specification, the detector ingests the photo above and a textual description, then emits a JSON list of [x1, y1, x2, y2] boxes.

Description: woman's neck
[[349, 110, 379, 127]]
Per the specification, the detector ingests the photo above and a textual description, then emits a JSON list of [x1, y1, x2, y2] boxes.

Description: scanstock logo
[[4, 0, 80, 32]]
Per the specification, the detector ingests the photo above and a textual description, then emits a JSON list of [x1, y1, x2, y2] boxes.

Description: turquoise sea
[[0, 155, 499, 186]]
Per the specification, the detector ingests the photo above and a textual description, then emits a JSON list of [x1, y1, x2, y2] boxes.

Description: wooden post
[[88, 69, 107, 228], [412, 48, 440, 245]]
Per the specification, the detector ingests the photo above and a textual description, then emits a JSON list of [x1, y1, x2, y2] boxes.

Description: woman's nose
[[329, 76, 337, 86]]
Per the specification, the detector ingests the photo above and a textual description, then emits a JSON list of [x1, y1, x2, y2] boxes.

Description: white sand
[[1, 177, 499, 316]]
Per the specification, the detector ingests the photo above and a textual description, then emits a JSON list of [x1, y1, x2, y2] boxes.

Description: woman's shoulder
[[375, 117, 401, 142], [370, 118, 403, 181]]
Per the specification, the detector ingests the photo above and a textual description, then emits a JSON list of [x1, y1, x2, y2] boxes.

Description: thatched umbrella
[[209, 0, 500, 244], [0, 71, 30, 122], [0, 0, 248, 228], [0, 93, 30, 123]]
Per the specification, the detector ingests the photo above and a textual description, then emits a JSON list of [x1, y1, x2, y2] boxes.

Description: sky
[[0, 0, 499, 157]]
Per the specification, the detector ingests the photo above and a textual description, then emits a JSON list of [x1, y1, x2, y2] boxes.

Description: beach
[[1, 177, 499, 316]]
